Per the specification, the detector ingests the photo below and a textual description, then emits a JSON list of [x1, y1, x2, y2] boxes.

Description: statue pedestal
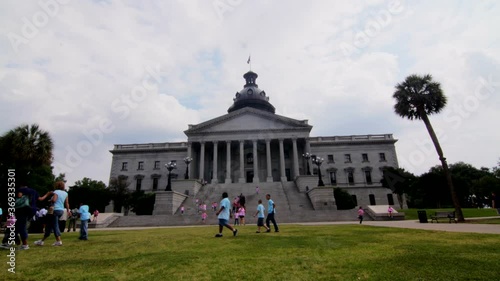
[[153, 191, 188, 215]]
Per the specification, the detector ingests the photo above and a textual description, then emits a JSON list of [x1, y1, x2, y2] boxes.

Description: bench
[[430, 211, 457, 223]]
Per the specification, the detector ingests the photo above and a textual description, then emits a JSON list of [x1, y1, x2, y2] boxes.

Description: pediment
[[185, 108, 311, 135]]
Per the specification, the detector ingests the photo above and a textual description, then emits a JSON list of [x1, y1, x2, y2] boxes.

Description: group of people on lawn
[[215, 192, 279, 237], [0, 180, 92, 250]]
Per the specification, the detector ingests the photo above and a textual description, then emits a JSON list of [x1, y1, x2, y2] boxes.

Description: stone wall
[[153, 191, 188, 215], [295, 175, 319, 192], [307, 187, 337, 210]]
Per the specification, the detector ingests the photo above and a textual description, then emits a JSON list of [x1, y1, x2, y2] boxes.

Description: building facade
[[109, 71, 400, 207]]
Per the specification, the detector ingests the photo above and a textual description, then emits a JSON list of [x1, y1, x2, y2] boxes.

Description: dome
[[227, 71, 276, 114]]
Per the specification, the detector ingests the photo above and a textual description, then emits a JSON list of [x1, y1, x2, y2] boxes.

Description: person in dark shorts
[[215, 192, 238, 237], [253, 200, 269, 233]]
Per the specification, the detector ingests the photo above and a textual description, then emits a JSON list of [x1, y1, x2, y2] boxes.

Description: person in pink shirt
[[201, 212, 207, 223], [238, 206, 246, 226], [388, 206, 395, 219], [357, 206, 364, 224], [234, 208, 240, 226], [180, 205, 185, 215]]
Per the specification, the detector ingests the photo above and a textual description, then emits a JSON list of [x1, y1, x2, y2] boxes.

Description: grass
[[400, 208, 498, 220], [2, 224, 500, 281]]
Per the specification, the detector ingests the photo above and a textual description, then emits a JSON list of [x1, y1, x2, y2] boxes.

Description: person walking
[[492, 192, 499, 214], [34, 181, 70, 246], [79, 203, 91, 240], [215, 192, 238, 238], [358, 206, 364, 224], [253, 200, 270, 233], [67, 208, 79, 232], [15, 180, 40, 250], [265, 194, 279, 232]]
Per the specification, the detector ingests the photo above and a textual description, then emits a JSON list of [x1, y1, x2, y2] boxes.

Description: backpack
[[15, 195, 30, 209]]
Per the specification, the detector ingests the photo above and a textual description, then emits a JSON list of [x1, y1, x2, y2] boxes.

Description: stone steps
[[109, 181, 366, 227]]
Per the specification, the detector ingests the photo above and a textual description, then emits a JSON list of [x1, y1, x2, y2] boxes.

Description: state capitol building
[[109, 70, 400, 209]]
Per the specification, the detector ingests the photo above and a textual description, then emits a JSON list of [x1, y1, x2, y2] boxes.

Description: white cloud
[[1, 0, 499, 186]]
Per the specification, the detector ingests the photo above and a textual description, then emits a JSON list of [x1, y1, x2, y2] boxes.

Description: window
[[154, 161, 160, 169], [344, 154, 351, 163], [369, 194, 376, 205], [379, 153, 386, 162], [327, 154, 334, 163], [362, 153, 369, 162], [330, 172, 337, 185], [152, 178, 159, 191], [121, 162, 128, 171], [136, 178, 142, 191], [365, 170, 372, 184], [387, 194, 394, 205], [138, 161, 144, 170], [348, 171, 354, 184]]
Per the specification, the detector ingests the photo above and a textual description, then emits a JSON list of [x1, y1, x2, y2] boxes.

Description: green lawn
[[400, 208, 498, 220], [2, 224, 500, 281]]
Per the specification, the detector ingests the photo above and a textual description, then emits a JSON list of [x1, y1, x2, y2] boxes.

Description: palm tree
[[393, 74, 464, 222], [0, 124, 54, 168]]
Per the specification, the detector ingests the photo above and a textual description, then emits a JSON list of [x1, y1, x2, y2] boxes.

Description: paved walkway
[[298, 217, 500, 235], [90, 217, 500, 234]]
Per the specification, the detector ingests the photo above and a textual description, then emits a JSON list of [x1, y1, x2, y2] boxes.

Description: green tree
[[69, 177, 111, 213], [0, 124, 55, 209], [380, 167, 416, 209], [108, 175, 131, 213], [333, 188, 356, 210], [393, 74, 464, 222], [128, 191, 156, 215]]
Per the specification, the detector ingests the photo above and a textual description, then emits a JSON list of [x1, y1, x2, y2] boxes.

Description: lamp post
[[302, 152, 312, 175], [165, 161, 177, 191], [312, 155, 325, 186], [183, 157, 193, 179]]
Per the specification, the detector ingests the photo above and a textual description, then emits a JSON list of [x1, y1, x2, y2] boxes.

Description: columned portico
[[252, 140, 259, 183], [225, 141, 231, 183], [187, 142, 192, 179], [212, 141, 218, 184], [279, 138, 287, 182], [238, 140, 245, 183], [266, 139, 273, 182], [292, 138, 299, 179], [199, 142, 205, 181]]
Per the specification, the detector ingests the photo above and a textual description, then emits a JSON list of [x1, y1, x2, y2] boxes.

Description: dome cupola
[[227, 71, 276, 114]]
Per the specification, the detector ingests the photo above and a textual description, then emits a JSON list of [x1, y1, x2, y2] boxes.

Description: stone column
[[199, 141, 205, 181], [238, 140, 245, 183], [305, 138, 312, 175], [292, 138, 299, 179], [266, 139, 273, 182], [279, 138, 287, 182], [212, 141, 218, 184], [187, 142, 192, 179], [252, 140, 259, 183], [225, 141, 232, 183]]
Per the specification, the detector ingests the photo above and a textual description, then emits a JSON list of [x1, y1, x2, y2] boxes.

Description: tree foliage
[[393, 74, 464, 221], [108, 175, 132, 213], [333, 188, 356, 210], [128, 191, 156, 215], [0, 124, 55, 210], [68, 177, 111, 213]]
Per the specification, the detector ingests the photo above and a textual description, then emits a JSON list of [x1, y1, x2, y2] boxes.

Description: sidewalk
[[298, 216, 500, 235], [90, 217, 500, 234]]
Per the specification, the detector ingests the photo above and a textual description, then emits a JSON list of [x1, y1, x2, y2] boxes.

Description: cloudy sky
[[1, 0, 499, 186]]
